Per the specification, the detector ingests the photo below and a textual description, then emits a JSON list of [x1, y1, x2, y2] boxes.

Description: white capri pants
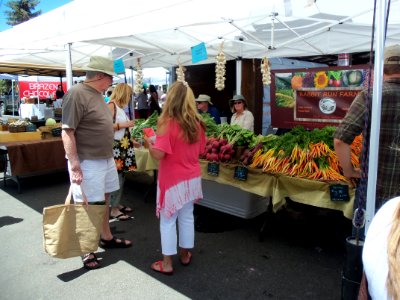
[[160, 200, 195, 255]]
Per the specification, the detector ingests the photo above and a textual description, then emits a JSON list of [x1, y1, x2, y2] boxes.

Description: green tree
[[0, 80, 11, 95], [4, 0, 41, 26]]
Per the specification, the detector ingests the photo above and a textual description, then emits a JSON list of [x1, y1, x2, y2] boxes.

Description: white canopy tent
[[0, 0, 398, 230], [0, 0, 399, 71]]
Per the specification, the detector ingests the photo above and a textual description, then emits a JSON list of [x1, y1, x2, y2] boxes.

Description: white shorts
[[68, 158, 119, 203]]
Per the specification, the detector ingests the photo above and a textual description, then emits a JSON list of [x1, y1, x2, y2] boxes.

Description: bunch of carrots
[[249, 129, 362, 183]]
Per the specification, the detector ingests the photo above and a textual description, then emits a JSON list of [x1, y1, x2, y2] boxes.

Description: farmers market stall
[[133, 148, 355, 219], [130, 112, 358, 220]]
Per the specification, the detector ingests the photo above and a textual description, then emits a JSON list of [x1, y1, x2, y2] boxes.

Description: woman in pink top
[[144, 81, 206, 275]]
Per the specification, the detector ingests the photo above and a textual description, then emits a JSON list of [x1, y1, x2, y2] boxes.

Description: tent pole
[[11, 79, 15, 116], [365, 0, 388, 233], [236, 58, 242, 95], [65, 43, 73, 90]]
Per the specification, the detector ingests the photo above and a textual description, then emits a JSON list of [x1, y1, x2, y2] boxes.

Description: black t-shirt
[[56, 90, 65, 99]]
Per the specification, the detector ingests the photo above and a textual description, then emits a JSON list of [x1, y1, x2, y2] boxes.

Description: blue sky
[[0, 0, 72, 32]]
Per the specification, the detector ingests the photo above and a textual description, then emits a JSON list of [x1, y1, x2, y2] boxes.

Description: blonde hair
[[387, 202, 400, 298], [109, 83, 132, 108], [158, 81, 205, 144]]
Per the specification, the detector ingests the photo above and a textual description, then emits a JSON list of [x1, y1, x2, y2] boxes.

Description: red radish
[[212, 140, 220, 147]]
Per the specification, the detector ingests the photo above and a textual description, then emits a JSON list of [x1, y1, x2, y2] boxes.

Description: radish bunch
[[239, 142, 263, 166], [202, 137, 235, 163]]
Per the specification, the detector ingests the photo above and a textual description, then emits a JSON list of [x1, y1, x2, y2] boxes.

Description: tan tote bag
[[42, 186, 106, 259]]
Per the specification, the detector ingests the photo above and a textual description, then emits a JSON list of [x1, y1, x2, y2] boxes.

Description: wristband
[[116, 123, 120, 130]]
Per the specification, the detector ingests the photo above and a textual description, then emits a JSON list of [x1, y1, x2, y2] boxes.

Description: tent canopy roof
[[0, 0, 398, 73], [0, 62, 86, 77]]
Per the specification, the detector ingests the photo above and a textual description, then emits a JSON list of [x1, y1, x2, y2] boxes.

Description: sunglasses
[[233, 101, 243, 105]]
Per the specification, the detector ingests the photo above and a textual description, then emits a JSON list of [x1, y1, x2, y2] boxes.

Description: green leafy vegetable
[[327, 70, 342, 81], [131, 111, 159, 140]]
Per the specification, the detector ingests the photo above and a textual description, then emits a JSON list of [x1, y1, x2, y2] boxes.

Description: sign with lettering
[[329, 184, 350, 202], [294, 89, 360, 123], [19, 81, 67, 100], [207, 162, 219, 176], [234, 166, 248, 181]]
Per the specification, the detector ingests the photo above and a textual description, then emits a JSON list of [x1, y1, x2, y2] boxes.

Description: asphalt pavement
[[0, 171, 352, 300]]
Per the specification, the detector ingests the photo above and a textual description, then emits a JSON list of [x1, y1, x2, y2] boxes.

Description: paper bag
[[42, 188, 105, 259]]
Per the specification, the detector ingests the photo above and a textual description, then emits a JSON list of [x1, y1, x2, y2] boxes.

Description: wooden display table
[[133, 149, 355, 219], [1, 138, 67, 193], [0, 131, 41, 143]]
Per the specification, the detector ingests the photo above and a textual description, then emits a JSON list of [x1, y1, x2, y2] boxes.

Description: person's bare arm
[[334, 138, 361, 186], [144, 137, 165, 160], [144, 122, 166, 160], [62, 128, 83, 184]]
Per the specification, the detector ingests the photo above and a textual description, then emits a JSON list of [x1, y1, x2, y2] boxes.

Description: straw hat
[[384, 44, 400, 65], [195, 94, 213, 105], [83, 56, 116, 76]]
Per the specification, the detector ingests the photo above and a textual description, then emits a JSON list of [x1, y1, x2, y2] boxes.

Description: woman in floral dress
[[107, 83, 137, 220]]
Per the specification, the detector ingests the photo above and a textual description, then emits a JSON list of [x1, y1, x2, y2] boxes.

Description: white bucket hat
[[195, 94, 213, 105], [83, 56, 117, 76]]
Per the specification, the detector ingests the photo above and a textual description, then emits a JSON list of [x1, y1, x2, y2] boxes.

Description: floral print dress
[[111, 102, 136, 173]]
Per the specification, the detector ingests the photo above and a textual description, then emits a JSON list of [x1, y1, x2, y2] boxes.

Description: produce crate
[[39, 123, 62, 139], [54, 108, 62, 118], [8, 125, 26, 133], [198, 179, 269, 219], [26, 123, 37, 132], [51, 127, 62, 137]]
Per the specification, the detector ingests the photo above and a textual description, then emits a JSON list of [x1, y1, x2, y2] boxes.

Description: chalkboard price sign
[[234, 166, 248, 181], [329, 184, 350, 201], [207, 162, 219, 176]]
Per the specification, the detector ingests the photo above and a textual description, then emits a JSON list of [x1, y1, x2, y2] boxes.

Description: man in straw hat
[[334, 44, 400, 210], [62, 56, 132, 270], [195, 94, 221, 124]]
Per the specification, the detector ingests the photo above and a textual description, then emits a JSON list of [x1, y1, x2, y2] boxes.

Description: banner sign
[[271, 67, 369, 129], [294, 89, 360, 123], [19, 81, 67, 100]]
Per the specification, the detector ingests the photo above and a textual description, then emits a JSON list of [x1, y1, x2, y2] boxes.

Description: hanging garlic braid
[[386, 202, 400, 299]]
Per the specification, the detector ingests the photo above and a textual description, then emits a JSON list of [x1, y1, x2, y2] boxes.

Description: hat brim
[[83, 66, 117, 77], [229, 98, 246, 106], [195, 99, 213, 105]]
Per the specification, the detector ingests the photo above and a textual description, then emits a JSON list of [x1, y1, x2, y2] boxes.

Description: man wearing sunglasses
[[195, 94, 221, 124]]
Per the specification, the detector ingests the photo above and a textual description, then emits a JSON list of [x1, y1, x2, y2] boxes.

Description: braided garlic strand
[[134, 59, 144, 94], [261, 57, 271, 86], [215, 42, 226, 91], [176, 64, 188, 87]]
